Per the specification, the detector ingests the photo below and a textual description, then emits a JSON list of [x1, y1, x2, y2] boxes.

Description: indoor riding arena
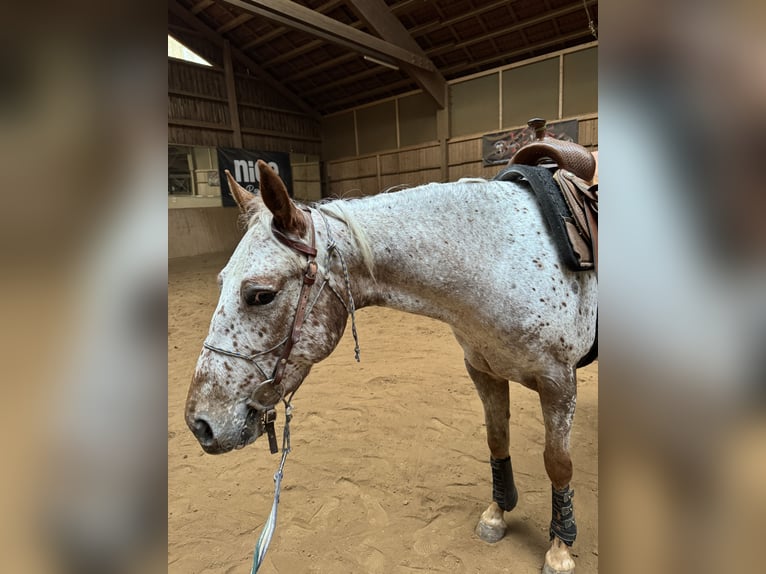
[[168, 2, 599, 573]]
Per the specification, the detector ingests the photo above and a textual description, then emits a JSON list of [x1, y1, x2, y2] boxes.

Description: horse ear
[[224, 170, 258, 215], [256, 160, 306, 236]]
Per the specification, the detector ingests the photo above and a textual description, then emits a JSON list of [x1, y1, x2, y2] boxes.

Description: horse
[[185, 160, 597, 574]]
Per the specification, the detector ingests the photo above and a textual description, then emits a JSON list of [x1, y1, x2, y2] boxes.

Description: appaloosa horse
[[186, 161, 597, 574]]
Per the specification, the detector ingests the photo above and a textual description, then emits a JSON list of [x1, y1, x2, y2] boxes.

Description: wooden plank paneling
[[578, 117, 598, 148], [329, 156, 378, 180], [326, 115, 596, 202], [169, 58, 321, 154], [447, 138, 484, 165]]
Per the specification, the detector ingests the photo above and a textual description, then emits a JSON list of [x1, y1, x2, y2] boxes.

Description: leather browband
[[271, 223, 318, 258]]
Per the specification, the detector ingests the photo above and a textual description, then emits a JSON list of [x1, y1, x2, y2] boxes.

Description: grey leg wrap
[[549, 485, 577, 546], [490, 456, 518, 512]]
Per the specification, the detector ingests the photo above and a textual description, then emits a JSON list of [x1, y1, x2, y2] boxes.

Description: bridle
[[202, 207, 360, 453]]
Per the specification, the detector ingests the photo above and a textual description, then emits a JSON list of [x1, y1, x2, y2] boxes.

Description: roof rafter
[[428, 1, 597, 58], [441, 30, 594, 76], [221, 0, 437, 72], [190, 0, 215, 15], [347, 0, 445, 108], [216, 13, 253, 34], [239, 0, 346, 51]]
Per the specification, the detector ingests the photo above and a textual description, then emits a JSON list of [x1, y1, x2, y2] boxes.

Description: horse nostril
[[191, 417, 215, 445]]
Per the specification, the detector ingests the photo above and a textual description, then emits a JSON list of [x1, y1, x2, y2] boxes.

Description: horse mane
[[316, 200, 376, 281]]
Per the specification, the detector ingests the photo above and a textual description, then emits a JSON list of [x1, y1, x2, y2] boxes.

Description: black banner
[[217, 147, 293, 207], [482, 119, 579, 166]]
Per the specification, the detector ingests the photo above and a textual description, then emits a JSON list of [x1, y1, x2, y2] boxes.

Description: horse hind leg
[[537, 368, 578, 574], [464, 361, 518, 544]]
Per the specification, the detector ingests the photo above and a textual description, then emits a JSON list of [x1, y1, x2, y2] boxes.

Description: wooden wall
[[448, 116, 598, 181], [168, 206, 243, 259], [326, 143, 442, 197], [291, 155, 322, 201], [327, 116, 597, 196], [324, 43, 597, 197], [168, 57, 321, 155]]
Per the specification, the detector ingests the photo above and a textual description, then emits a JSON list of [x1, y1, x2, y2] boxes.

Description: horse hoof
[[476, 519, 506, 543], [541, 538, 575, 574], [475, 502, 506, 543]]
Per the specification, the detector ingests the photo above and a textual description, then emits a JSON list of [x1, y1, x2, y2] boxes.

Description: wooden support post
[[223, 40, 243, 148], [437, 84, 449, 182]]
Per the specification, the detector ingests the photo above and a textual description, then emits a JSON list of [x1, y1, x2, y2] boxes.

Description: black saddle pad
[[493, 164, 581, 271]]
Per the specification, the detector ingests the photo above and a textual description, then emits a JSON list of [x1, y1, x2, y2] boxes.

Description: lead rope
[[250, 403, 292, 574]]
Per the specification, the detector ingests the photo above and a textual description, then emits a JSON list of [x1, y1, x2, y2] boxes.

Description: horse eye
[[243, 288, 276, 307]]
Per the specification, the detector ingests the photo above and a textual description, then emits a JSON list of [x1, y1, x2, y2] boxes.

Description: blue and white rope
[[250, 405, 292, 574]]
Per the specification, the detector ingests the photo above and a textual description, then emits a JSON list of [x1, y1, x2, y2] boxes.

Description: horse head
[[185, 161, 348, 454]]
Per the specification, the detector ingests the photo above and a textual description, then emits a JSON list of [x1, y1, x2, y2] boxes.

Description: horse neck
[[324, 182, 494, 321]]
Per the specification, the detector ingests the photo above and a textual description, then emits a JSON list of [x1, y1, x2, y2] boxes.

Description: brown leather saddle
[[499, 118, 598, 274]]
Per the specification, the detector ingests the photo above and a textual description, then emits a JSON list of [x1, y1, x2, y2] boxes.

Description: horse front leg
[[464, 361, 518, 544], [538, 369, 578, 574]]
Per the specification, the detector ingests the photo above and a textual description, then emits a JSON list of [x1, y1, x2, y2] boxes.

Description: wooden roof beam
[[347, 0, 445, 109], [440, 31, 595, 76], [427, 0, 598, 57], [267, 20, 366, 66], [239, 0, 345, 51], [221, 0, 437, 73], [407, 0, 511, 37], [302, 66, 396, 97], [168, 0, 318, 118], [283, 52, 358, 82], [240, 26, 284, 51], [321, 78, 413, 111], [216, 13, 254, 34], [190, 0, 215, 15]]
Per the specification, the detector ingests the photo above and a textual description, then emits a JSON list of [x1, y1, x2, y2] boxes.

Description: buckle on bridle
[[304, 260, 318, 285]]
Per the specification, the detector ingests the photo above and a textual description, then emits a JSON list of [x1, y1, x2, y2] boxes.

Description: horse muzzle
[[186, 403, 264, 455]]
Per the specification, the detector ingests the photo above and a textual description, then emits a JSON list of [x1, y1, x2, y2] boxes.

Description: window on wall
[[168, 145, 193, 195], [167, 35, 212, 67], [562, 47, 598, 117], [356, 100, 397, 155], [502, 58, 560, 128], [449, 73, 499, 137], [168, 145, 220, 196]]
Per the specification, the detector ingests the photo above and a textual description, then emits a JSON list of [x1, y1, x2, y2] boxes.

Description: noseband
[[202, 207, 360, 451]]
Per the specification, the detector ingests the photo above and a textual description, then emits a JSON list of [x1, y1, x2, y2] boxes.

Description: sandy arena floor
[[169, 252, 598, 574]]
